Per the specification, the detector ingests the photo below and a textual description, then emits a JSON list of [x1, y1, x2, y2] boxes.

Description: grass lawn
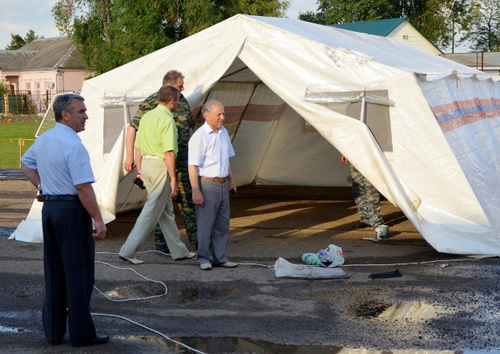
[[0, 117, 41, 169]]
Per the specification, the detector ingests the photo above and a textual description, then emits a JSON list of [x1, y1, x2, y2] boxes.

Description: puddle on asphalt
[[177, 287, 238, 303], [102, 285, 165, 300], [353, 300, 389, 318], [378, 300, 454, 322], [353, 300, 454, 322], [119, 335, 499, 353], [0, 325, 28, 333], [0, 227, 14, 237]]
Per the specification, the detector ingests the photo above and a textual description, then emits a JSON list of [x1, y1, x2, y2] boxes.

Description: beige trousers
[[119, 157, 190, 260]]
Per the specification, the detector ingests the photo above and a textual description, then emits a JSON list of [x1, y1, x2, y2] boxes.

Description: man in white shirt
[[188, 99, 238, 270]]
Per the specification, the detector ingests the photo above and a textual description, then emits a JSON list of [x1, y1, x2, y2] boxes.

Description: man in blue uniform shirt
[[21, 94, 109, 347]]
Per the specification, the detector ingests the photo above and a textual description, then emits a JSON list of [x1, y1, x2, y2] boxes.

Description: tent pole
[[360, 88, 367, 124], [230, 83, 259, 141]]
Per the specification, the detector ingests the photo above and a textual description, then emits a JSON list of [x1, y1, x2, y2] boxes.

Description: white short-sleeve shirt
[[188, 122, 235, 178]]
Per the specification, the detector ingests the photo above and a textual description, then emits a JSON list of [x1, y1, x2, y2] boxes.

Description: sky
[[0, 0, 319, 50]]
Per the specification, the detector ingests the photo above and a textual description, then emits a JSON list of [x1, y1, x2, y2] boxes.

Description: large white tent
[[12, 15, 500, 256]]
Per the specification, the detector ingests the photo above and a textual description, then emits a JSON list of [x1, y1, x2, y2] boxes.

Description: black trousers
[[41, 198, 96, 344]]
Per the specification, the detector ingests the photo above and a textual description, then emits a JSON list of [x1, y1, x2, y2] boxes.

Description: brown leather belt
[[201, 176, 227, 183]]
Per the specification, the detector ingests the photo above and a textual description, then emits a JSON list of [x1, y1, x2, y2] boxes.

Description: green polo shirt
[[135, 104, 178, 158]]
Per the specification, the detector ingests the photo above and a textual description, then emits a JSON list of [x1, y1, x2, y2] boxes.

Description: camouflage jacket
[[131, 87, 194, 160]]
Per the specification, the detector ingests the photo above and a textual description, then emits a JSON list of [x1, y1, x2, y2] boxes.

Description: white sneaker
[[200, 263, 212, 270], [220, 261, 238, 268]]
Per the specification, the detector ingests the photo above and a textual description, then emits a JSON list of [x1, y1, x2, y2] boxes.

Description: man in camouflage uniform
[[124, 70, 197, 251], [341, 155, 385, 229]]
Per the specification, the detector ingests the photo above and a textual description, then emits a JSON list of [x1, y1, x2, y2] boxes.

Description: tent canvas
[[11, 15, 500, 256]]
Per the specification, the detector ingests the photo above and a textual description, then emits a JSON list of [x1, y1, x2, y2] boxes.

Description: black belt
[[44, 195, 79, 201]]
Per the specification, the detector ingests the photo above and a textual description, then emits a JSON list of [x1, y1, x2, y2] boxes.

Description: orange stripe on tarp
[[224, 106, 245, 124], [430, 101, 460, 117], [243, 104, 285, 122], [431, 98, 500, 133], [439, 115, 469, 133]]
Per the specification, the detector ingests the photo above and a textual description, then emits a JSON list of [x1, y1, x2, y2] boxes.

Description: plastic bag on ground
[[301, 244, 345, 268], [325, 244, 345, 267], [274, 257, 348, 279]]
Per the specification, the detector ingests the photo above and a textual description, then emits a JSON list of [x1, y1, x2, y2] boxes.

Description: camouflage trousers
[[351, 165, 384, 227], [154, 161, 197, 246]]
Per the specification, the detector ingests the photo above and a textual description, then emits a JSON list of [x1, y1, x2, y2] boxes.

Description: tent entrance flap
[[305, 85, 394, 152]]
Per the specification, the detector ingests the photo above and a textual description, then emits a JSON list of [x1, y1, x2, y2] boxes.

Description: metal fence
[[0, 90, 71, 115]]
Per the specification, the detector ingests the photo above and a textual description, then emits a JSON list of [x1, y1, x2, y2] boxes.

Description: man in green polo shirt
[[119, 86, 195, 264], [124, 70, 197, 253]]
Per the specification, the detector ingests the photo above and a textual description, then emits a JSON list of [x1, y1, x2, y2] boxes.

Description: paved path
[[0, 169, 26, 180]]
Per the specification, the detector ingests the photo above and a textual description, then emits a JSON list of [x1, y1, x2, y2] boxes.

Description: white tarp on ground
[[11, 15, 500, 256]]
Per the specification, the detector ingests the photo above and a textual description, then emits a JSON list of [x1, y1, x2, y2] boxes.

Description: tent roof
[[89, 15, 481, 97], [250, 16, 477, 77]]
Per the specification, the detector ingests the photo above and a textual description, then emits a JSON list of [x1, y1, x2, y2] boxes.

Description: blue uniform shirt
[[22, 123, 95, 195]]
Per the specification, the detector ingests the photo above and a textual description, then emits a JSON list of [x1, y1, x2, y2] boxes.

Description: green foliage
[[0, 82, 5, 96], [468, 0, 500, 51], [5, 30, 41, 50], [0, 120, 40, 169], [52, 0, 289, 74], [299, 0, 394, 24], [5, 34, 26, 50], [298, 0, 483, 52]]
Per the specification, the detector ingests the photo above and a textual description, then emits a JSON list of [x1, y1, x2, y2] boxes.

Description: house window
[[35, 82, 41, 100], [25, 82, 31, 91]]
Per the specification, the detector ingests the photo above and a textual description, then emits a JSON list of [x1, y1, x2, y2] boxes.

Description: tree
[[467, 0, 500, 51], [298, 0, 479, 52], [5, 30, 41, 50], [405, 0, 479, 53], [298, 0, 395, 24], [53, 0, 289, 74]]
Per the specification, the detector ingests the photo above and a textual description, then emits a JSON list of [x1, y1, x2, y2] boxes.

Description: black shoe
[[71, 336, 109, 347], [352, 222, 370, 229], [155, 244, 170, 254], [47, 339, 62, 345]]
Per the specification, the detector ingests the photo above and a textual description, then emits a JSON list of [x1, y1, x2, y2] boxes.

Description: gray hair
[[201, 99, 224, 117], [53, 94, 84, 122], [162, 70, 184, 85]]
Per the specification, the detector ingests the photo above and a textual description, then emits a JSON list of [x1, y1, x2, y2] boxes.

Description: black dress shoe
[[155, 244, 170, 254], [352, 222, 370, 229], [71, 335, 109, 347], [47, 339, 62, 345]]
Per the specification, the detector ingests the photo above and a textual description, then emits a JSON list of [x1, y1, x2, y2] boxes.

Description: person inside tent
[[341, 155, 387, 234]]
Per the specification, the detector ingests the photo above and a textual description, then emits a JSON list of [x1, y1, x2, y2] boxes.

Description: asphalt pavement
[[0, 177, 499, 353]]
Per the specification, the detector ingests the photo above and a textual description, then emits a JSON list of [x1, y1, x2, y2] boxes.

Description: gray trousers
[[119, 158, 189, 260], [196, 179, 230, 265], [351, 165, 384, 227]]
